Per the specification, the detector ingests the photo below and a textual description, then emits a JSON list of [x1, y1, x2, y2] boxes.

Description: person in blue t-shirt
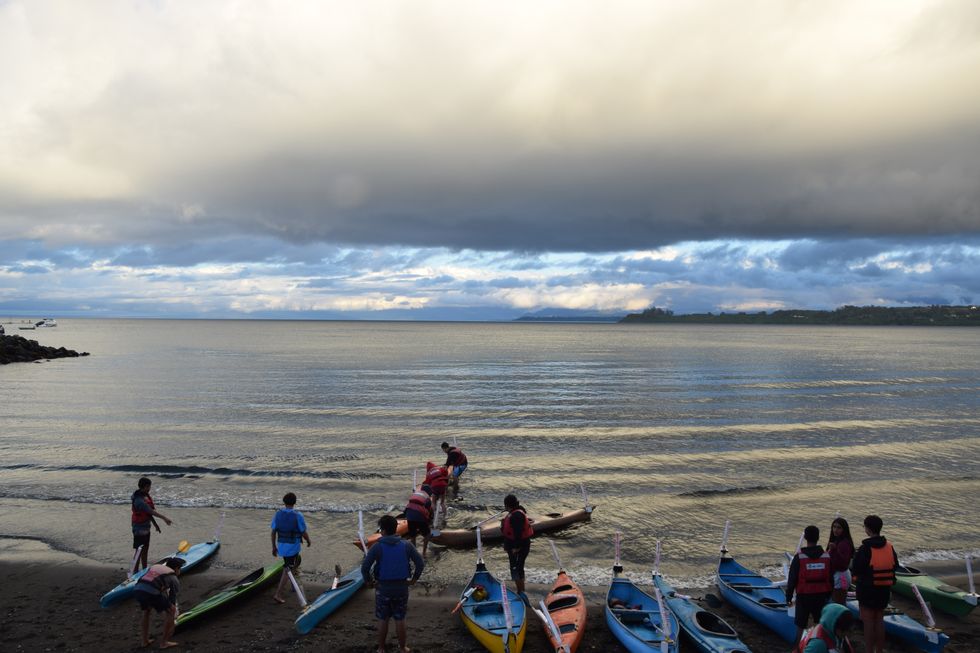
[[362, 514, 424, 653], [270, 492, 311, 604]]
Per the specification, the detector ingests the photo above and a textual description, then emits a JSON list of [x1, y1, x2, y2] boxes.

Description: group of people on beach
[[785, 515, 900, 653]]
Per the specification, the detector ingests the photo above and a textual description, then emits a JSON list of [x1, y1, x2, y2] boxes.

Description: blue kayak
[[295, 565, 365, 635], [100, 540, 220, 608], [845, 598, 949, 653], [716, 555, 795, 643], [653, 574, 750, 653], [606, 565, 679, 653]]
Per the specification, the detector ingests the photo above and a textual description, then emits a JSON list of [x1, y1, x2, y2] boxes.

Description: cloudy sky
[[2, 0, 979, 320]]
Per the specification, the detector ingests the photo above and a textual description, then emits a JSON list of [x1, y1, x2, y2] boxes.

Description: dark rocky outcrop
[[0, 335, 90, 365]]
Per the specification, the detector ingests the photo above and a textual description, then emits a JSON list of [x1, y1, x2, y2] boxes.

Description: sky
[[2, 0, 979, 320]]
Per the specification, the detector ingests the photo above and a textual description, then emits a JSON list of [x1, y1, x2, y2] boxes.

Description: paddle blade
[[178, 540, 190, 553]]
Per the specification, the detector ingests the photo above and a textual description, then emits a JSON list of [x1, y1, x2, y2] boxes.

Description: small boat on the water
[[456, 527, 527, 653], [176, 560, 284, 629], [100, 539, 220, 608], [892, 562, 977, 617], [654, 570, 749, 653], [530, 542, 586, 653], [36, 318, 57, 327]]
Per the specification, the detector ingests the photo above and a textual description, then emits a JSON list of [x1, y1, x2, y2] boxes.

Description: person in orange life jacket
[[133, 556, 185, 649], [270, 492, 312, 604], [361, 515, 425, 653], [424, 462, 449, 524], [797, 602, 855, 653], [441, 442, 468, 499], [826, 517, 855, 605], [850, 515, 898, 653], [131, 477, 173, 571], [501, 493, 534, 597], [404, 484, 433, 556], [786, 525, 833, 646]]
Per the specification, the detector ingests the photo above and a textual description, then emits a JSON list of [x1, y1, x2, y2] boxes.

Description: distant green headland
[[620, 305, 980, 326]]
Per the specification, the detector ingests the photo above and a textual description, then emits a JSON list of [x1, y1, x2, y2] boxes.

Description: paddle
[[476, 526, 483, 563], [357, 510, 368, 554], [549, 540, 563, 572], [967, 555, 976, 596], [451, 586, 476, 614], [613, 530, 622, 573], [129, 545, 144, 576], [580, 483, 590, 511], [331, 564, 342, 590], [653, 586, 672, 653], [533, 599, 568, 653], [213, 511, 225, 542], [286, 569, 308, 608], [910, 585, 937, 630], [500, 579, 514, 653], [653, 539, 662, 577], [720, 520, 731, 556]]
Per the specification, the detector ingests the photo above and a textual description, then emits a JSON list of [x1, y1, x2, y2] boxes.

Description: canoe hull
[[892, 565, 977, 617], [459, 566, 528, 653], [845, 599, 949, 653], [295, 566, 365, 634], [176, 560, 284, 629], [605, 572, 679, 653], [536, 570, 586, 653], [716, 555, 795, 643], [654, 574, 749, 653], [100, 540, 220, 608]]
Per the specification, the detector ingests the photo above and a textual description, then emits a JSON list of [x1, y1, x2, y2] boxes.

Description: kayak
[[458, 561, 527, 653], [100, 540, 220, 608], [893, 564, 978, 617], [353, 507, 594, 551], [653, 574, 749, 653], [176, 560, 284, 629], [353, 518, 411, 551], [295, 565, 365, 635], [606, 564, 679, 653], [532, 569, 587, 653], [845, 598, 949, 653], [716, 554, 795, 642]]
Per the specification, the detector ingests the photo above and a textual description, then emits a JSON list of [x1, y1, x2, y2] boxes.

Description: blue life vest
[[375, 539, 411, 582], [274, 508, 301, 544]]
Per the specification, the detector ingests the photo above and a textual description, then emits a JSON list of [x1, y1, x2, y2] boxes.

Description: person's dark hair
[[803, 525, 820, 544], [863, 514, 883, 535], [441, 442, 450, 450], [829, 517, 854, 548], [163, 557, 186, 571], [378, 514, 398, 536], [282, 492, 297, 506], [138, 477, 152, 490], [504, 494, 519, 510], [835, 610, 855, 632]]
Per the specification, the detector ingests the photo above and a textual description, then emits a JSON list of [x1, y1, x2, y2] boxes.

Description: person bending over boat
[[501, 493, 534, 599], [826, 517, 855, 605], [797, 602, 855, 653], [440, 442, 468, 499], [404, 484, 434, 557], [850, 515, 898, 653], [361, 514, 425, 653], [131, 477, 173, 571], [786, 525, 833, 646], [423, 462, 449, 525], [270, 491, 312, 604], [133, 556, 184, 649]]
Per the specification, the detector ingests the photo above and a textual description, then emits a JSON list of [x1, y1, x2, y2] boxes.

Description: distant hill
[[620, 305, 980, 326], [515, 308, 626, 323]]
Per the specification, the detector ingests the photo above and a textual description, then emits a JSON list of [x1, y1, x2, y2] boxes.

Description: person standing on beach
[[131, 477, 173, 571], [441, 441, 468, 499], [851, 514, 898, 653], [786, 525, 833, 646], [404, 483, 434, 557], [501, 493, 534, 599], [133, 556, 184, 649], [826, 517, 855, 605], [270, 492, 312, 604], [361, 514, 425, 653]]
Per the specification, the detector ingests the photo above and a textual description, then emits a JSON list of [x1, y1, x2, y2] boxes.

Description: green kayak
[[893, 564, 977, 617], [176, 560, 285, 629]]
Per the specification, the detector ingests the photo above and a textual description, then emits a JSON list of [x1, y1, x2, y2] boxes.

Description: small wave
[[0, 462, 389, 481], [902, 548, 980, 564], [679, 485, 777, 498]]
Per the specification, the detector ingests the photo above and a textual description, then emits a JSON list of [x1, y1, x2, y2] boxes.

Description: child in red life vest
[[797, 602, 855, 653], [131, 476, 173, 571], [133, 556, 185, 649], [786, 525, 833, 646], [424, 461, 449, 526], [404, 484, 433, 556], [501, 494, 534, 597]]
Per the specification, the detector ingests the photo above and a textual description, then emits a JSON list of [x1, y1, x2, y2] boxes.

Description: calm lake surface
[[1, 319, 978, 588]]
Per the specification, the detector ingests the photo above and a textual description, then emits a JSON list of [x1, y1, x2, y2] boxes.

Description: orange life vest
[[868, 542, 896, 587]]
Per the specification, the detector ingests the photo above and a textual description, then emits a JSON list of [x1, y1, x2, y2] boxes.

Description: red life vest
[[405, 490, 431, 521], [869, 542, 896, 587], [797, 551, 833, 595], [501, 507, 534, 541], [797, 624, 852, 653], [446, 446, 468, 466], [424, 465, 449, 493], [132, 491, 155, 525]]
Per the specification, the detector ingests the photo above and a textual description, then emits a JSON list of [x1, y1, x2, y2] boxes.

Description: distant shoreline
[[620, 304, 980, 326]]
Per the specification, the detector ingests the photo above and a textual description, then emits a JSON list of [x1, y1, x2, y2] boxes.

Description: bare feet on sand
[[140, 638, 155, 647], [273, 596, 286, 604], [160, 642, 179, 649]]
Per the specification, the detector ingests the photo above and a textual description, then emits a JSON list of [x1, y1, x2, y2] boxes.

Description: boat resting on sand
[[295, 565, 365, 634], [892, 564, 977, 617], [844, 597, 949, 653], [176, 560, 284, 629], [100, 539, 220, 608], [458, 561, 528, 653], [653, 574, 749, 653], [532, 569, 587, 653], [716, 554, 795, 643], [606, 565, 678, 652]]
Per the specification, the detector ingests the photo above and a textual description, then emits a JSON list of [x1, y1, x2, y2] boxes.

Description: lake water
[[1, 319, 978, 589]]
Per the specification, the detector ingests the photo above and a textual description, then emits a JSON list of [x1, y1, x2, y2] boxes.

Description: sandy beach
[[2, 537, 978, 653]]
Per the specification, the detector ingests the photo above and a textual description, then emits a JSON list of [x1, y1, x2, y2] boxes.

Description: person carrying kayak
[[270, 491, 312, 604], [440, 441, 468, 499], [404, 484, 434, 557], [423, 461, 449, 526], [133, 556, 185, 649], [786, 524, 833, 646], [131, 477, 173, 571], [851, 514, 899, 653], [797, 602, 855, 653], [361, 514, 425, 653], [501, 493, 534, 599]]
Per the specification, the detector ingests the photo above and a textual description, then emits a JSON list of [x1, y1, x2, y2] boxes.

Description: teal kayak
[[653, 574, 749, 653], [100, 540, 220, 608], [295, 565, 365, 635], [176, 560, 284, 629], [893, 564, 977, 617]]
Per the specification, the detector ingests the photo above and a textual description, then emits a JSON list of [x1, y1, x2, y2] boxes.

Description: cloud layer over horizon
[[2, 1, 980, 318]]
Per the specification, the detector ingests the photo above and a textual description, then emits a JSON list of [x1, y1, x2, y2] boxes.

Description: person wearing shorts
[[851, 515, 898, 653], [441, 442, 468, 498], [133, 557, 184, 649], [270, 492, 311, 604], [501, 494, 533, 599], [131, 477, 173, 571], [786, 525, 833, 646], [362, 515, 425, 653], [404, 484, 433, 556]]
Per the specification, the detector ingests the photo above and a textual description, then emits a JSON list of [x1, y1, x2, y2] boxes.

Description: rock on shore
[[0, 334, 90, 364]]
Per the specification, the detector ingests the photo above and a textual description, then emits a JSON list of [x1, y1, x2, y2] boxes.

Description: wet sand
[[2, 537, 978, 652]]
